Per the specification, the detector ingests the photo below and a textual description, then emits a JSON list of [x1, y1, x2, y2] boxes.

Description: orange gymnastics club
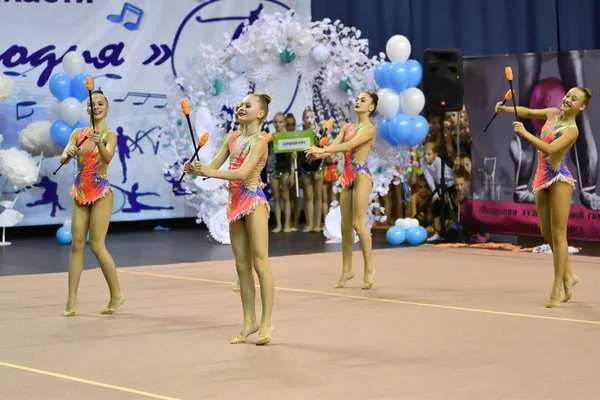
[[483, 89, 516, 132], [173, 133, 210, 192], [504, 66, 518, 120], [52, 76, 96, 175], [180, 99, 200, 161]]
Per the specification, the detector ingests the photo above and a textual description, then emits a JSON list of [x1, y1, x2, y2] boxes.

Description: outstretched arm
[[497, 102, 558, 120], [58, 129, 81, 164], [513, 122, 578, 155], [199, 137, 268, 181], [312, 125, 375, 154], [205, 133, 235, 171]]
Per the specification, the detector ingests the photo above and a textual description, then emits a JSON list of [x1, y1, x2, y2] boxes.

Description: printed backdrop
[[463, 50, 600, 242], [0, 0, 311, 226]]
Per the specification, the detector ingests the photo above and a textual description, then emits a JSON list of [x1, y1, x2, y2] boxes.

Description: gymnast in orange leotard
[[60, 90, 125, 317], [305, 92, 378, 290], [184, 93, 274, 345], [496, 86, 593, 307]]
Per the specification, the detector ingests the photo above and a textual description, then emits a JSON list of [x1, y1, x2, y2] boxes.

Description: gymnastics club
[[505, 66, 519, 121], [173, 132, 210, 192], [483, 89, 515, 132], [201, 133, 273, 181], [181, 99, 200, 162], [53, 76, 95, 175]]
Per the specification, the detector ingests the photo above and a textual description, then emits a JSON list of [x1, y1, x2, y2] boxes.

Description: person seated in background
[[420, 139, 455, 241], [409, 176, 435, 233]]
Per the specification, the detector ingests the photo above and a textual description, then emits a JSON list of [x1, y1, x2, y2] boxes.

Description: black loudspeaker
[[423, 48, 464, 112]]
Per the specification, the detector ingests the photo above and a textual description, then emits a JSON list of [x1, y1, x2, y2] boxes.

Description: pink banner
[[464, 199, 600, 242]]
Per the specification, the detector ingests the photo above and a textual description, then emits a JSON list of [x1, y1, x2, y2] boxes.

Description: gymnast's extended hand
[[304, 146, 325, 155], [89, 129, 102, 144], [512, 121, 529, 137], [183, 160, 207, 176]]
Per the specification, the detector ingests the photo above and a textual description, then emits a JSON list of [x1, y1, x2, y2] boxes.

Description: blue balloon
[[388, 61, 408, 94], [71, 73, 92, 101], [49, 73, 72, 101], [407, 115, 430, 147], [377, 117, 392, 144], [405, 59, 423, 88], [388, 114, 412, 146], [50, 120, 72, 148], [56, 226, 72, 245], [406, 226, 427, 245], [374, 62, 390, 89], [386, 226, 406, 245]]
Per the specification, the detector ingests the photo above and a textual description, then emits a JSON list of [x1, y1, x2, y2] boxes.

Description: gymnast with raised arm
[[305, 92, 378, 290], [497, 86, 593, 307]]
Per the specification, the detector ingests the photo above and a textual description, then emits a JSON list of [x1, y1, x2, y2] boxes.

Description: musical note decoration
[[107, 2, 144, 31], [113, 92, 167, 109], [16, 101, 37, 120]]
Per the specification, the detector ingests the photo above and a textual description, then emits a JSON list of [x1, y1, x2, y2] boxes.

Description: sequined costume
[[72, 127, 111, 205], [339, 123, 372, 188], [267, 140, 292, 180], [227, 132, 270, 222], [532, 112, 577, 193]]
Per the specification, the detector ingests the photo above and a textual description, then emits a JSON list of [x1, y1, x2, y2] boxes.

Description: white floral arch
[[159, 10, 408, 244]]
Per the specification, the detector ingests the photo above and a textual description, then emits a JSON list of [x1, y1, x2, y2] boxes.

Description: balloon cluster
[[48, 51, 94, 148], [374, 35, 429, 147], [386, 217, 427, 246]]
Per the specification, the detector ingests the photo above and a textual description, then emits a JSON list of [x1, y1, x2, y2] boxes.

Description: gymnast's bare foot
[[546, 286, 561, 308], [563, 273, 579, 303], [62, 296, 78, 317], [272, 226, 282, 233], [333, 271, 354, 288], [101, 293, 125, 314], [231, 321, 259, 344], [255, 324, 273, 345], [362, 269, 375, 290], [283, 226, 292, 233]]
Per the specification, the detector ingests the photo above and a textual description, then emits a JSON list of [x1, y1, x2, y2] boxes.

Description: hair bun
[[259, 94, 272, 104], [586, 88, 594, 98]]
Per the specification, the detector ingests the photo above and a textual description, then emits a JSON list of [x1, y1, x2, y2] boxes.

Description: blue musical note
[[25, 176, 65, 217], [16, 101, 36, 120], [114, 92, 167, 108], [111, 183, 174, 213], [107, 3, 144, 31]]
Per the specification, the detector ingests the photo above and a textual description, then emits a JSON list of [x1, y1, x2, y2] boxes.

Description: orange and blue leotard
[[532, 112, 577, 193], [339, 123, 373, 188], [72, 127, 111, 205], [226, 131, 270, 222]]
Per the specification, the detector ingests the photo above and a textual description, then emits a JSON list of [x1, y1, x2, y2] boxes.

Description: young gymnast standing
[[185, 94, 274, 344], [305, 93, 378, 289], [60, 90, 125, 316], [496, 86, 593, 307]]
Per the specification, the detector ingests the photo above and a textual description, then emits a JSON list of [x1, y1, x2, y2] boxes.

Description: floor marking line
[[119, 270, 600, 326], [0, 361, 182, 400]]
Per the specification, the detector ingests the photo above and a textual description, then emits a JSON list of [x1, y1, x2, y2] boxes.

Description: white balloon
[[408, 218, 420, 228], [62, 51, 85, 78], [400, 88, 425, 117], [78, 100, 90, 124], [52, 101, 61, 120], [394, 218, 403, 226], [376, 88, 400, 119], [310, 44, 329, 63], [59, 97, 81, 126], [396, 218, 411, 229], [229, 55, 246, 74], [386, 35, 411, 62]]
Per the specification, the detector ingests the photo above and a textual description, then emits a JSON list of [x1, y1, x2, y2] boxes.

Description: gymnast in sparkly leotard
[[497, 86, 593, 308], [185, 93, 274, 345], [305, 92, 378, 290], [60, 90, 125, 317]]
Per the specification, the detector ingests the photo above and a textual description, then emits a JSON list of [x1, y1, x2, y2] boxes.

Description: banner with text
[[463, 50, 600, 241], [0, 0, 310, 226]]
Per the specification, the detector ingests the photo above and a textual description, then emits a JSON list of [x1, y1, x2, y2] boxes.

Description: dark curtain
[[312, 0, 599, 62]]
